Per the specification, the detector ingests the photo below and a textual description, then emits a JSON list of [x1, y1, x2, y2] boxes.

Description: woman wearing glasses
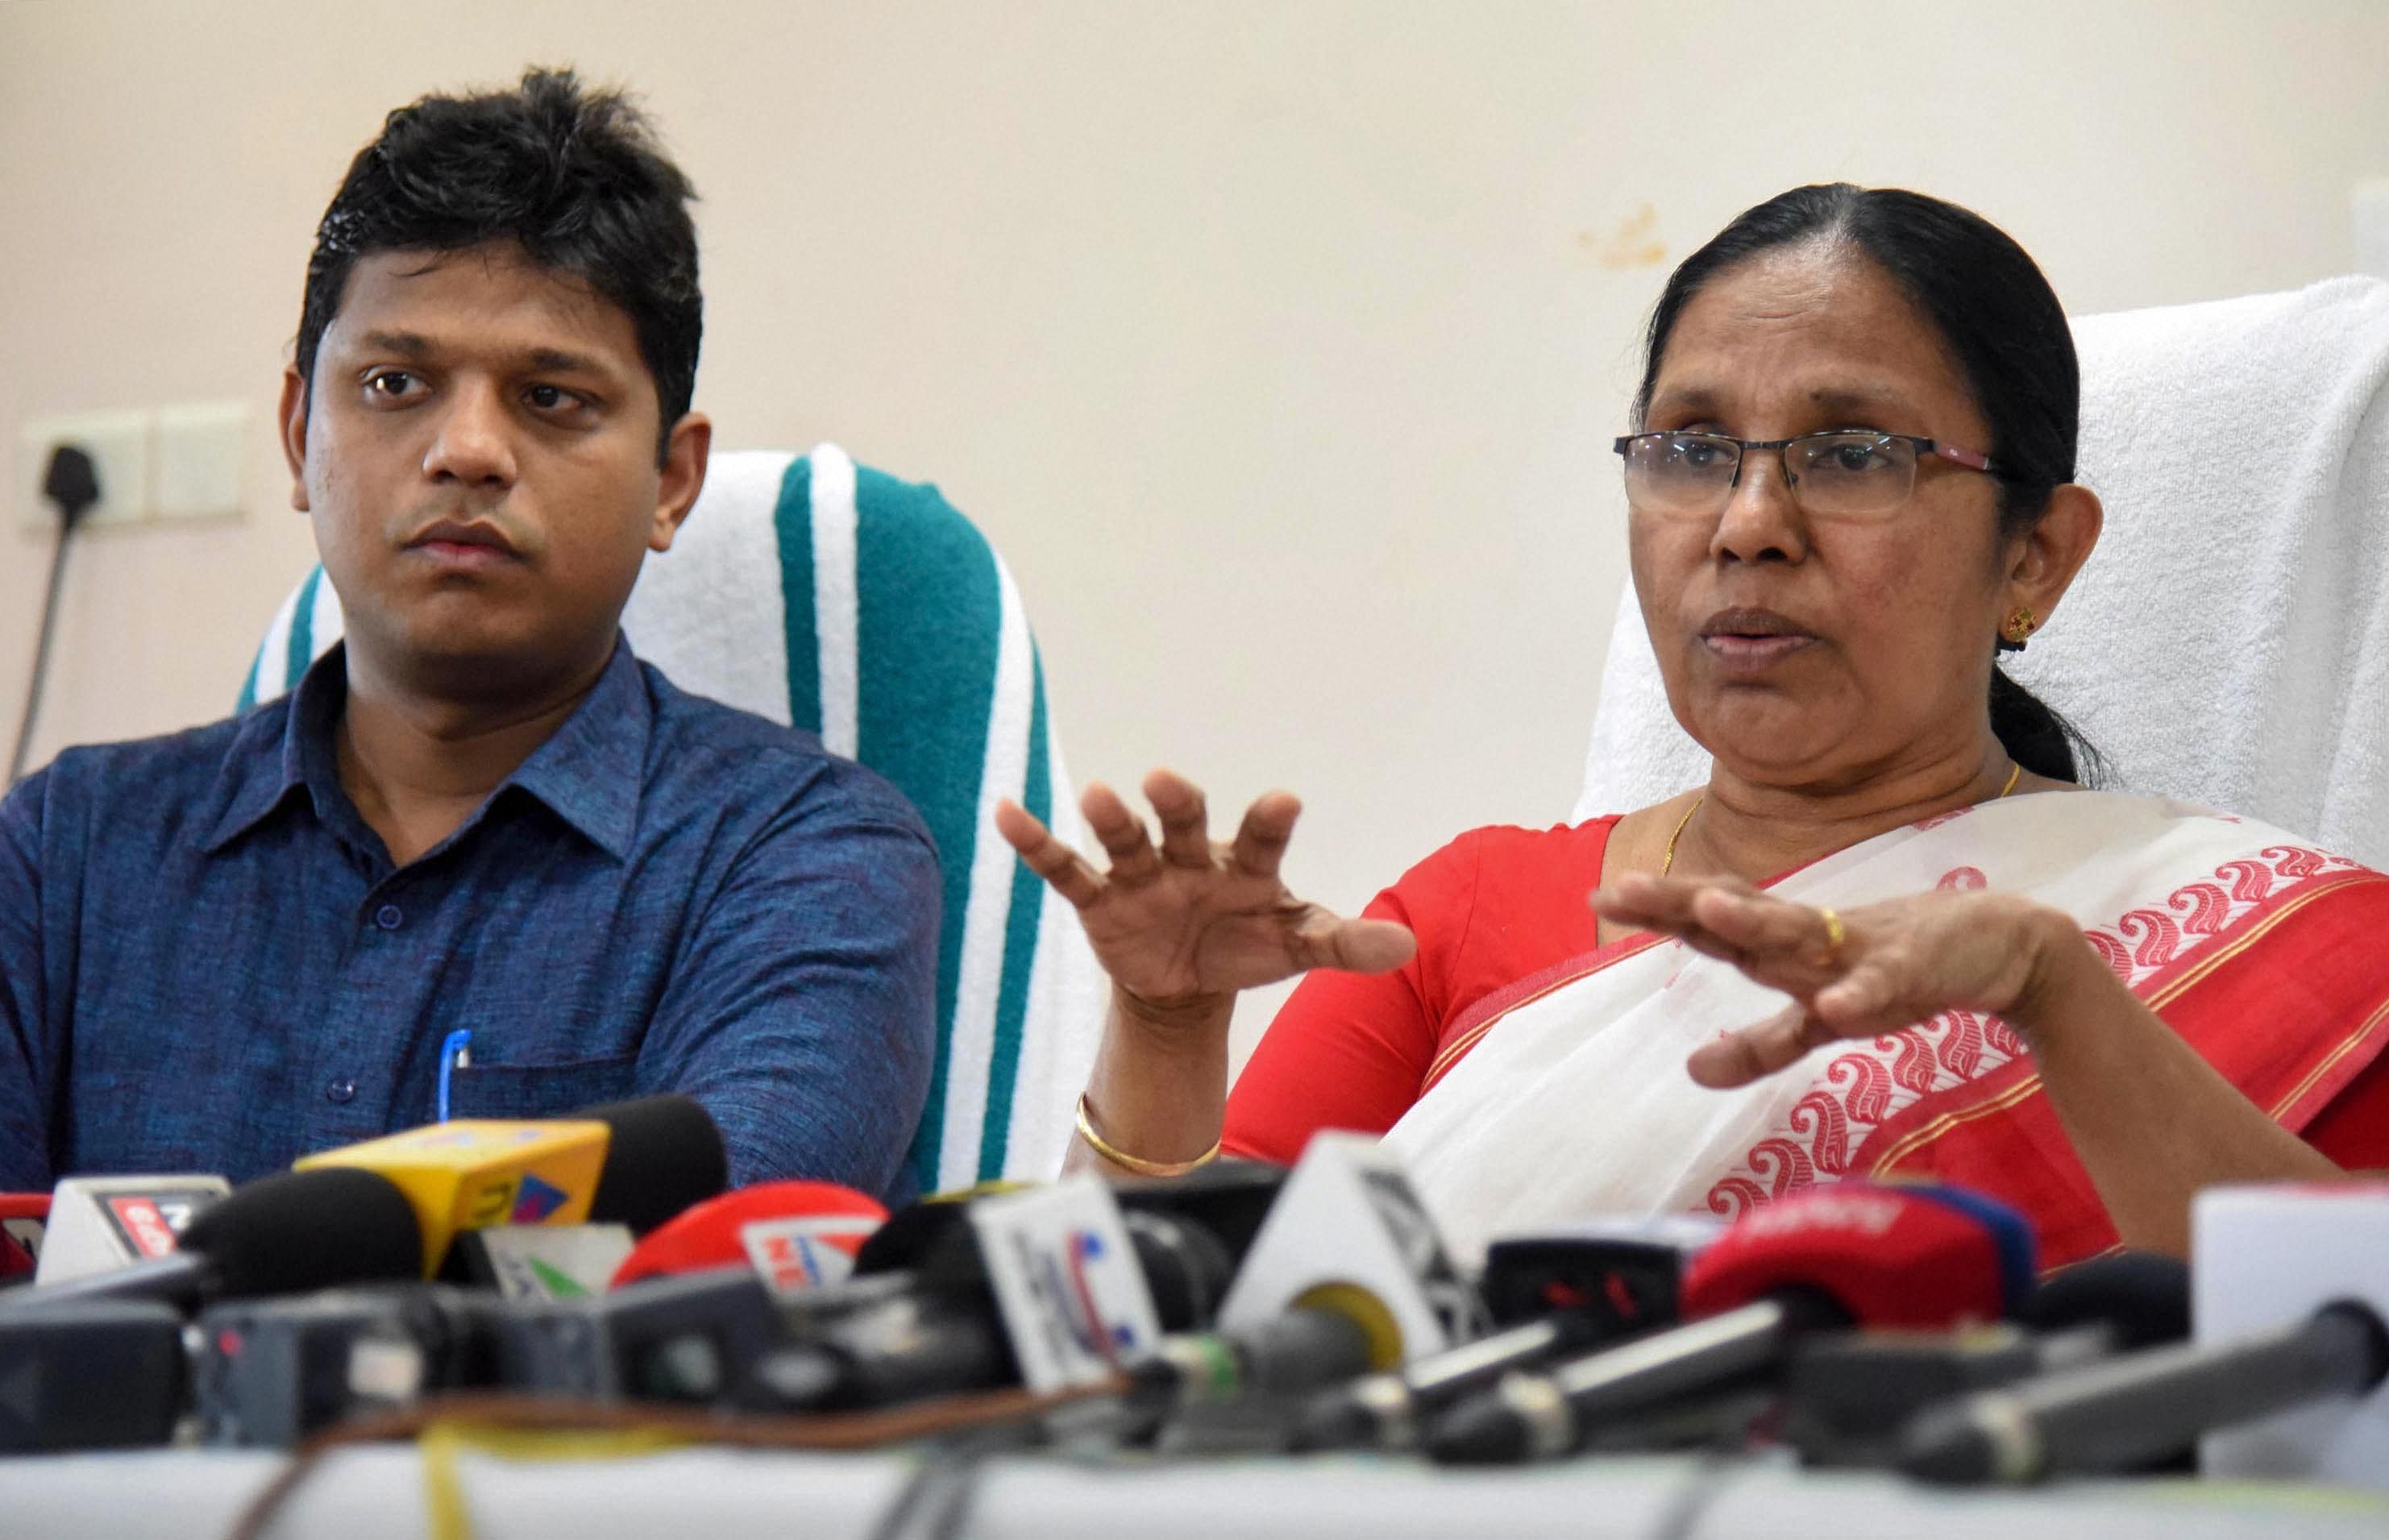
[[997, 184, 2389, 1264]]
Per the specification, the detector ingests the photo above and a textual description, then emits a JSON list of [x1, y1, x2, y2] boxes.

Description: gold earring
[[2002, 607, 2038, 646]]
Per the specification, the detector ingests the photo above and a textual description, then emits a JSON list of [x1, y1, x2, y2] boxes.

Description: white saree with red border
[[1379, 791, 2389, 1266]]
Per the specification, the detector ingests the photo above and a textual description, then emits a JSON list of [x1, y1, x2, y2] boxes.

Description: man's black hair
[[296, 67, 701, 463]]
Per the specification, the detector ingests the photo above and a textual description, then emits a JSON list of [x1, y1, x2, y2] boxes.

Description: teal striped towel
[[239, 446, 1105, 1191]]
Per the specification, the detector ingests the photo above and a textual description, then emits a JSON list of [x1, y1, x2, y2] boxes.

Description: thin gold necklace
[[1660, 796, 1701, 877], [1660, 761, 2021, 878]]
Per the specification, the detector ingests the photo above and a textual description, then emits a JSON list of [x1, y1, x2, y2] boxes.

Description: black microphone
[[1426, 1184, 2036, 1465], [2023, 1249, 2189, 1351], [1132, 1304, 1383, 1411], [1900, 1298, 2389, 1484], [0, 1299, 187, 1451], [580, 1095, 730, 1236], [1784, 1249, 2193, 1467], [0, 1167, 423, 1314], [1288, 1220, 1714, 1452], [743, 1204, 1236, 1412]]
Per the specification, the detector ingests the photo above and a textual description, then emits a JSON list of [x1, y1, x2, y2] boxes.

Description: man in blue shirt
[[0, 70, 941, 1198]]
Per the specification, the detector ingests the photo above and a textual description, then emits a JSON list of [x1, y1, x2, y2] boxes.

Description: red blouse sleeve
[[1221, 818, 1617, 1164], [1219, 832, 1485, 1164]]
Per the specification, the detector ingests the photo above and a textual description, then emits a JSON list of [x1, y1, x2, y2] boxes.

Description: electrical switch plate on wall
[[154, 401, 250, 521], [17, 409, 150, 532]]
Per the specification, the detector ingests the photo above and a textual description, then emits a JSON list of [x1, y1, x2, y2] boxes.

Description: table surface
[[4, 1447, 2386, 1540]]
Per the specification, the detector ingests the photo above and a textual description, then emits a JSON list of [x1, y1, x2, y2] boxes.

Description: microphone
[[1109, 1161, 1290, 1265], [2024, 1249, 2189, 1351], [610, 1180, 888, 1292], [0, 1193, 45, 1285], [293, 1094, 727, 1272], [1211, 1133, 1478, 1367], [743, 1181, 1236, 1413], [1425, 1183, 2036, 1464], [2195, 1181, 2389, 1490], [0, 1230, 31, 1285], [1900, 1299, 2389, 1483], [31, 1176, 227, 1285], [1290, 1216, 1720, 1452], [0, 1167, 424, 1314], [0, 1299, 189, 1451], [1124, 1134, 1480, 1437], [1783, 1250, 2190, 1467]]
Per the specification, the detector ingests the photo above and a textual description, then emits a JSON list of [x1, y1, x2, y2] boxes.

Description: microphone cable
[[7, 445, 102, 787]]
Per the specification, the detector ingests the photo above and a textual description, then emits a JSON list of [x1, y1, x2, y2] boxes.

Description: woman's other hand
[[1591, 873, 2078, 1088], [995, 768, 1417, 1023]]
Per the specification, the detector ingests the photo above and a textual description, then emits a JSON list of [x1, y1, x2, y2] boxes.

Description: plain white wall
[[6, 2, 2389, 1055]]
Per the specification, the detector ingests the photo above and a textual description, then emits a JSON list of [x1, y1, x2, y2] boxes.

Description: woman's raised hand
[[995, 769, 1417, 1020], [1592, 874, 2080, 1089]]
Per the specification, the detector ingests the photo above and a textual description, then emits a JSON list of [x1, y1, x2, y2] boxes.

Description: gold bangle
[[1074, 1094, 1221, 1177]]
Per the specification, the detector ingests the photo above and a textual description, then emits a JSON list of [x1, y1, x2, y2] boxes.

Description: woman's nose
[[1710, 448, 1808, 563]]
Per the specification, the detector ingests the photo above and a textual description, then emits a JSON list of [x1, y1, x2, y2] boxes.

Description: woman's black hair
[[1637, 184, 2099, 784], [295, 68, 701, 465]]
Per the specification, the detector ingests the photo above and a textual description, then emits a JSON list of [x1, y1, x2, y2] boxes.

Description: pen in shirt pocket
[[435, 1029, 473, 1123]]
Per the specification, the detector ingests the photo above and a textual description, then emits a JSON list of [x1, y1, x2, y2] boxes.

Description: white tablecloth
[[3, 1447, 2384, 1540]]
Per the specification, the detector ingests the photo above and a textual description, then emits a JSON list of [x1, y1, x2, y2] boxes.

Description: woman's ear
[[2007, 484, 2104, 629]]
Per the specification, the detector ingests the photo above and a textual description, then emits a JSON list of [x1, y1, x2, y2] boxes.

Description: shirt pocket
[[442, 1053, 642, 1121]]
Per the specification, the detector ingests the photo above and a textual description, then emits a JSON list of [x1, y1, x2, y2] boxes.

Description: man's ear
[[648, 412, 713, 554], [2007, 483, 2103, 631], [278, 365, 312, 513]]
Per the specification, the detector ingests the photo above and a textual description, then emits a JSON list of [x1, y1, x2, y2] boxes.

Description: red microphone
[[1679, 1182, 2032, 1330], [609, 1181, 887, 1293], [1427, 1183, 2038, 1463]]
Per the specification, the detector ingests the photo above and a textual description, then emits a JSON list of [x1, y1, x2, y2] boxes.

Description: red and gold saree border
[[1855, 868, 2389, 1266]]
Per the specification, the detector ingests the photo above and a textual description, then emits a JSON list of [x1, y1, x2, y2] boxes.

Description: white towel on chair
[[1577, 276, 2389, 870]]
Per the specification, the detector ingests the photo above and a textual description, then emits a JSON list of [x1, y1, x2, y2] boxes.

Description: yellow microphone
[[293, 1096, 725, 1275]]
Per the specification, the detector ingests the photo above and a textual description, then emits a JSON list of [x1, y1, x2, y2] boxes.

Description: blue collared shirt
[[0, 640, 941, 1202]]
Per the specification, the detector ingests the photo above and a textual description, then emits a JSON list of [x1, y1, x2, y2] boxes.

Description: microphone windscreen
[[1124, 1210, 1235, 1331], [2025, 1251, 2191, 1350], [1897, 1185, 2038, 1316], [578, 1095, 729, 1235], [179, 1168, 424, 1297], [1681, 1183, 2032, 1329], [852, 1198, 983, 1282], [610, 1181, 887, 1287], [1112, 1160, 1288, 1264]]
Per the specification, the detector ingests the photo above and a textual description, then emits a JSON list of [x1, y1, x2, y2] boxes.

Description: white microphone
[[32, 1176, 230, 1286], [2195, 1181, 2389, 1491], [1145, 1132, 1478, 1401]]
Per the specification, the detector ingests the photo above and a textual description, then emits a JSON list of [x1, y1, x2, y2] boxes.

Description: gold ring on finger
[[1812, 907, 1847, 969]]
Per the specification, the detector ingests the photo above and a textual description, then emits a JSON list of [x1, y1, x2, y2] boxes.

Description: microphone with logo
[[738, 1176, 1240, 1415], [296, 1093, 727, 1268], [457, 1178, 900, 1410], [1290, 1214, 1722, 1453], [1124, 1133, 1482, 1438], [7, 1095, 722, 1317], [1424, 1182, 2038, 1464]]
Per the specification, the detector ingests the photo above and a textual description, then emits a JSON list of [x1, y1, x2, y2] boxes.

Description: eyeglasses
[[1612, 430, 2001, 520]]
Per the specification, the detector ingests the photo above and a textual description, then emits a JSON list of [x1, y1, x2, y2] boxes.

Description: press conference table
[[5, 1447, 2384, 1540]]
